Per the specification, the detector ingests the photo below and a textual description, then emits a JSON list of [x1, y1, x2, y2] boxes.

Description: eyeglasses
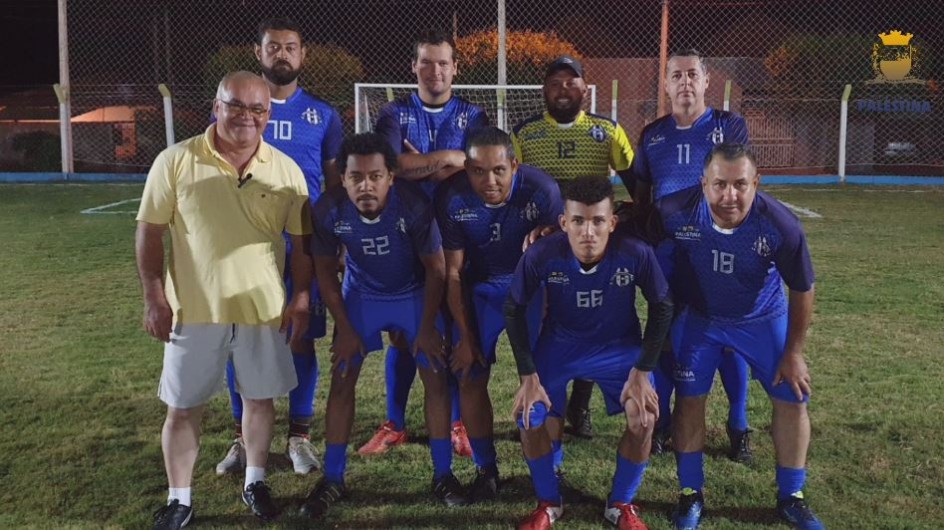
[[217, 99, 269, 118]]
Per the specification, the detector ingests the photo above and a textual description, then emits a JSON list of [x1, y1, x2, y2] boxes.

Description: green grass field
[[1, 183, 943, 529]]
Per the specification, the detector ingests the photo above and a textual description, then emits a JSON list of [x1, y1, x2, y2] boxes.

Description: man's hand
[[522, 225, 556, 252], [331, 326, 365, 378], [280, 292, 311, 352], [620, 368, 658, 429], [774, 352, 812, 401], [450, 337, 486, 382], [143, 296, 173, 342], [414, 323, 446, 372], [512, 374, 552, 430]]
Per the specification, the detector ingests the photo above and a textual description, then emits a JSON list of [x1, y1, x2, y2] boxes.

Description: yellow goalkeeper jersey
[[511, 111, 634, 182]]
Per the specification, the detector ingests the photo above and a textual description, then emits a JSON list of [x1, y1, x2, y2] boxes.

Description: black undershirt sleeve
[[503, 294, 537, 376], [636, 296, 674, 371]]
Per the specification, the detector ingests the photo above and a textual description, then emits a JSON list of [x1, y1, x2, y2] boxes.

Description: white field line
[[80, 198, 140, 215], [778, 200, 823, 218]]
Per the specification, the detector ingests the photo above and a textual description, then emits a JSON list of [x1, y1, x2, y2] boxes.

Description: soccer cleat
[[215, 437, 246, 475], [651, 428, 671, 456], [469, 465, 500, 502], [451, 421, 473, 458], [565, 406, 594, 439], [432, 472, 470, 507], [242, 481, 279, 522], [518, 501, 563, 530], [152, 500, 193, 530], [672, 488, 705, 530], [777, 493, 825, 530], [726, 426, 754, 465], [300, 478, 346, 519], [357, 420, 408, 455], [287, 436, 321, 474], [604, 502, 649, 530]]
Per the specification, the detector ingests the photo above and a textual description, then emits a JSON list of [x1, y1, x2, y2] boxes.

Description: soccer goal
[[354, 83, 597, 134]]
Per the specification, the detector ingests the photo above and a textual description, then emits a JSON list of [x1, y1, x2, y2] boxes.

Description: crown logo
[[879, 30, 913, 47]]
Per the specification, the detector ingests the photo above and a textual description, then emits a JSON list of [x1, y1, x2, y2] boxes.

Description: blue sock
[[675, 451, 705, 492], [385, 346, 415, 431], [654, 366, 673, 432], [609, 453, 648, 504], [225, 360, 243, 420], [288, 353, 318, 418], [719, 352, 750, 431], [469, 437, 496, 469], [449, 374, 461, 423], [526, 452, 561, 503], [776, 466, 807, 500], [324, 444, 347, 484], [430, 438, 453, 480], [551, 439, 564, 471]]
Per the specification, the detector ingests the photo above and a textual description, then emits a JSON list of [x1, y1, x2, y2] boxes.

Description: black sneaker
[[432, 472, 470, 507], [726, 426, 754, 465], [300, 478, 346, 519], [671, 488, 705, 530], [242, 481, 279, 522], [469, 466, 499, 502], [651, 427, 671, 456], [565, 407, 594, 439], [152, 500, 193, 530]]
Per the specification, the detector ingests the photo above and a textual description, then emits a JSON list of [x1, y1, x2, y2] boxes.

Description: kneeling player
[[659, 143, 823, 530], [435, 126, 563, 501], [505, 176, 673, 529], [301, 133, 466, 518]]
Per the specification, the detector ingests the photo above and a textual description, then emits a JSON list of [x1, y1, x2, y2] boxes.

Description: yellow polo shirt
[[511, 111, 634, 182], [137, 125, 311, 326]]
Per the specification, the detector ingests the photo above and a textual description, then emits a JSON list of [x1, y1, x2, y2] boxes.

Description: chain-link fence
[[36, 0, 944, 174]]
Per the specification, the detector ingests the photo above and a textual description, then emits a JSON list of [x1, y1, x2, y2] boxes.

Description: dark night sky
[[0, 1, 58, 91]]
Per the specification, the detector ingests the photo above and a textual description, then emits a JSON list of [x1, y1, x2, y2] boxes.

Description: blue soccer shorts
[[670, 309, 807, 404]]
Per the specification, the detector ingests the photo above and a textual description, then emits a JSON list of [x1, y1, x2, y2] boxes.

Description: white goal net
[[355, 83, 598, 134]]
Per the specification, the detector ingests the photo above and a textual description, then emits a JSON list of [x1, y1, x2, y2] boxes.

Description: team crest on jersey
[[399, 112, 417, 125], [752, 235, 772, 257], [456, 112, 469, 130], [588, 125, 608, 143], [674, 225, 702, 241], [648, 134, 666, 146], [333, 220, 353, 234], [453, 208, 479, 222], [520, 201, 540, 222], [611, 267, 634, 287], [396, 217, 408, 234], [301, 107, 321, 125], [547, 271, 570, 285], [708, 127, 725, 144]]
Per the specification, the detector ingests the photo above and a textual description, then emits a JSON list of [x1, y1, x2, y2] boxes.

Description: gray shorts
[[158, 323, 297, 409]]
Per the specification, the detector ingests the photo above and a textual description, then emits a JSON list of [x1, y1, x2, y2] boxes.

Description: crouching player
[[659, 143, 823, 530], [301, 133, 467, 519], [505, 176, 674, 529]]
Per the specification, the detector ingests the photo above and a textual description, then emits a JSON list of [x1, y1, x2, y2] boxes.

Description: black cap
[[545, 55, 584, 79]]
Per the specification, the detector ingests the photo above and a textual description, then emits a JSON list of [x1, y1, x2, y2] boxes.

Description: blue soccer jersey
[[435, 164, 563, 283], [634, 108, 748, 200], [510, 232, 669, 345], [311, 182, 443, 299], [265, 87, 343, 203], [657, 186, 814, 323]]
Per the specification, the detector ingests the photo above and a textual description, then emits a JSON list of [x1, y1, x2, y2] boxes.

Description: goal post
[[355, 83, 598, 134]]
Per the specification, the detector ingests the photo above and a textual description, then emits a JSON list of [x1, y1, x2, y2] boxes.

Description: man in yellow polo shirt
[[511, 56, 636, 444], [137, 71, 312, 529]]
